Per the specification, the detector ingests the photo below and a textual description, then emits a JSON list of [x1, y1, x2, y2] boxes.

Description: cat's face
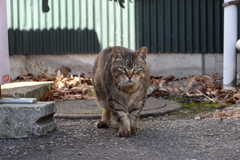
[[111, 47, 148, 92]]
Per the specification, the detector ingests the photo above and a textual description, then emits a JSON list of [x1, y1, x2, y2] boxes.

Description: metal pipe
[[0, 98, 37, 104], [223, 0, 238, 89]]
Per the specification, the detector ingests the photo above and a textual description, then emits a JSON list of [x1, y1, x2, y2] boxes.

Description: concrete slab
[[54, 98, 182, 119], [1, 82, 53, 101], [0, 102, 56, 138], [204, 53, 223, 76], [147, 53, 203, 77], [24, 54, 96, 78], [10, 53, 205, 79], [9, 55, 25, 79]]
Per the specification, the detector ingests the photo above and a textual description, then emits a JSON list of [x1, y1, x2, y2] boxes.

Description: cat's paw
[[97, 121, 110, 128], [131, 127, 141, 135], [117, 129, 131, 137]]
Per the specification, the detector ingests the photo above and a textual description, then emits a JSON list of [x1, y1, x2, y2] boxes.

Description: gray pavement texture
[[54, 98, 182, 119], [1, 82, 240, 159], [0, 118, 240, 160]]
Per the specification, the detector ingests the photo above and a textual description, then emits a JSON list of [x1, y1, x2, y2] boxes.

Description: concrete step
[[0, 102, 56, 138], [1, 82, 53, 101], [54, 98, 182, 119]]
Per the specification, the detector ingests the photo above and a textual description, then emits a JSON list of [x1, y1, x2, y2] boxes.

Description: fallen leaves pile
[[12, 66, 95, 101], [150, 72, 240, 104], [150, 72, 240, 119], [41, 73, 95, 101], [12, 69, 55, 82], [213, 106, 240, 119], [11, 66, 240, 119]]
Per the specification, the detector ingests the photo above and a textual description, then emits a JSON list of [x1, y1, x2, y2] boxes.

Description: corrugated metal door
[[135, 0, 224, 53], [7, 0, 135, 54], [7, 0, 230, 54]]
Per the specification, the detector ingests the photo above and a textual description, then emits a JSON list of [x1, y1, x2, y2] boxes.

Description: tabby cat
[[92, 46, 150, 137]]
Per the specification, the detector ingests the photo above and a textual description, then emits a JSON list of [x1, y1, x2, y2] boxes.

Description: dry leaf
[[162, 75, 175, 81], [212, 71, 222, 80], [151, 90, 170, 97], [21, 69, 29, 77], [56, 66, 71, 77]]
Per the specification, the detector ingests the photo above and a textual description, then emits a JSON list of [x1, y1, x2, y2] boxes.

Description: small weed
[[99, 108, 104, 113], [180, 102, 230, 112], [87, 90, 95, 97], [168, 102, 231, 119], [0, 134, 9, 138], [77, 110, 93, 114], [167, 97, 183, 101]]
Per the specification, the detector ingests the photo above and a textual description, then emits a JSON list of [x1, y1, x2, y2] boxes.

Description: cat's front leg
[[112, 110, 131, 137], [97, 108, 111, 128], [115, 112, 131, 137], [108, 97, 131, 137], [129, 99, 145, 135], [109, 99, 131, 137], [129, 109, 141, 135], [96, 100, 112, 128]]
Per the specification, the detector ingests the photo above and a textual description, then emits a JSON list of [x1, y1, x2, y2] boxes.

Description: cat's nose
[[127, 73, 133, 79]]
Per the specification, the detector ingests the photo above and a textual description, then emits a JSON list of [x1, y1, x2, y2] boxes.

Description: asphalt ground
[[1, 82, 240, 159], [0, 117, 240, 160]]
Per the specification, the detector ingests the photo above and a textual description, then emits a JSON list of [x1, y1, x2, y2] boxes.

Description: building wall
[[7, 0, 240, 79], [135, 0, 224, 53], [7, 0, 135, 54], [9, 53, 240, 79], [7, 0, 231, 55]]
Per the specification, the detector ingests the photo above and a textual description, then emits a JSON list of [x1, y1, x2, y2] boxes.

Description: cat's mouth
[[127, 81, 134, 84], [126, 78, 136, 84], [119, 77, 137, 85]]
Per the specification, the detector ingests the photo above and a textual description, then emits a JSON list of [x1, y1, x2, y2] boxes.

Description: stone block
[[0, 102, 56, 138], [1, 82, 53, 101]]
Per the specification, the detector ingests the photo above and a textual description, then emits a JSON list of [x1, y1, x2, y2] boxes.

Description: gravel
[[1, 117, 240, 160]]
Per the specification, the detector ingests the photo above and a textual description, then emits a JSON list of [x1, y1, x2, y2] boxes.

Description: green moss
[[180, 102, 230, 110], [167, 97, 183, 101], [99, 108, 104, 113], [87, 90, 95, 97], [168, 102, 231, 118], [77, 110, 93, 114], [73, 108, 103, 114], [0, 134, 10, 138]]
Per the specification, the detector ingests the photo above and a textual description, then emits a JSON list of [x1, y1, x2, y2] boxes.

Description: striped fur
[[92, 46, 150, 137]]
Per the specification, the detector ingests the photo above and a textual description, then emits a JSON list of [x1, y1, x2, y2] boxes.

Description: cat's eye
[[119, 67, 126, 71], [134, 67, 140, 71]]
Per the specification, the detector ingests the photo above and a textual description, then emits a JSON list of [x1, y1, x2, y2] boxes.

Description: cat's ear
[[112, 46, 125, 60], [136, 46, 148, 60]]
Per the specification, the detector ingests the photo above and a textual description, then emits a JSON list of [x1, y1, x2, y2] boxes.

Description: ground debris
[[12, 69, 55, 82], [149, 72, 240, 105], [41, 73, 95, 101], [11, 68, 240, 118], [148, 72, 240, 119], [194, 105, 240, 120], [11, 68, 95, 101], [213, 106, 240, 119]]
